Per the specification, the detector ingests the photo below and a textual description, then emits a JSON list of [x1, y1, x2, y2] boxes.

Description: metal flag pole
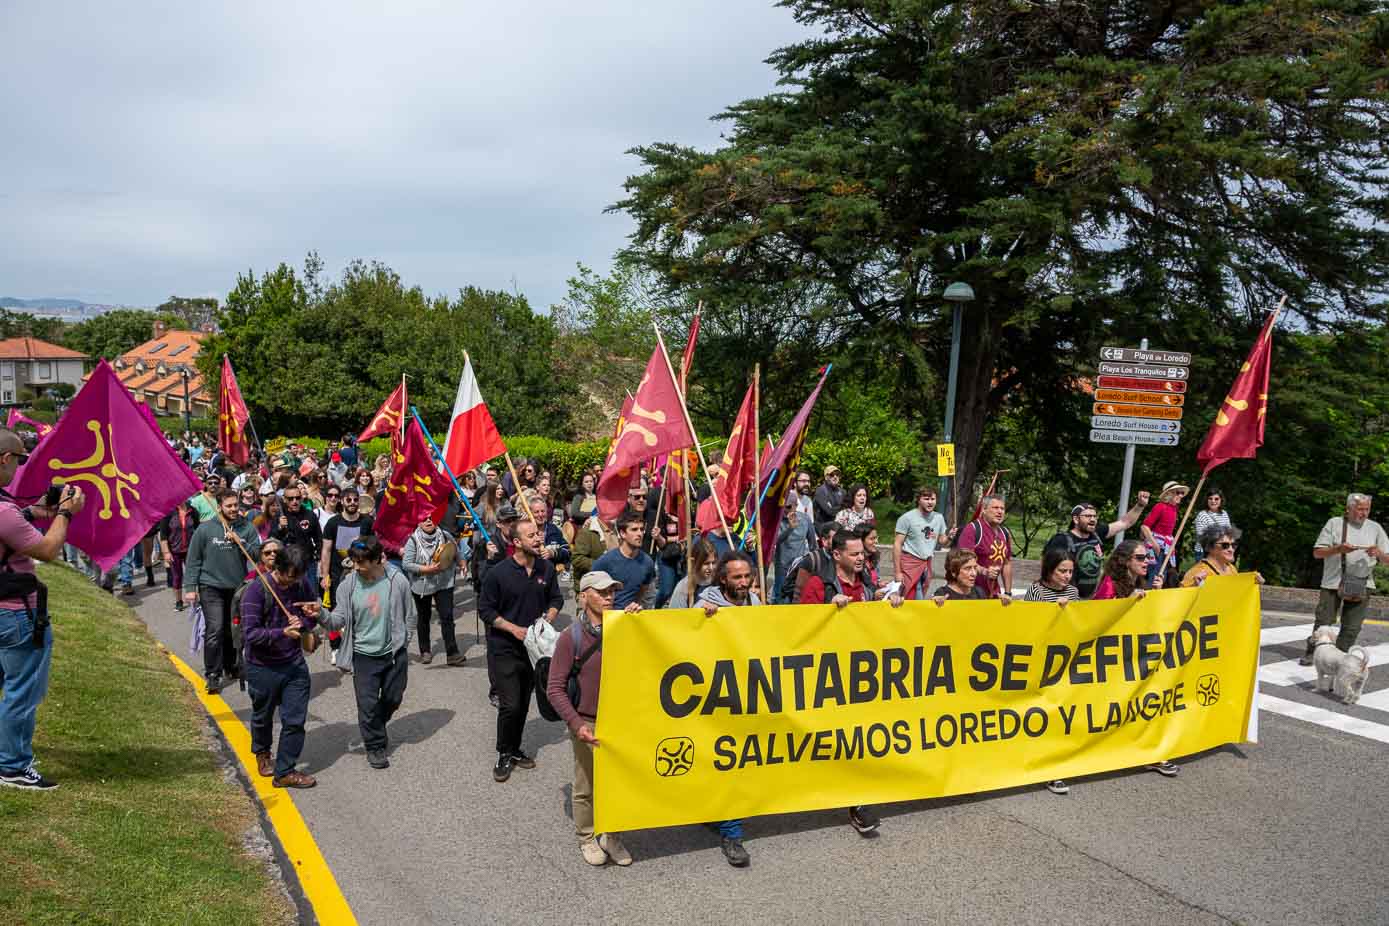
[[409, 406, 493, 548], [751, 364, 768, 604]]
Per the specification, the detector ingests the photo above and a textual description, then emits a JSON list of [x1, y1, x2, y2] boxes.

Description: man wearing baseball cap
[[476, 503, 521, 708], [813, 466, 845, 529], [546, 570, 641, 867]]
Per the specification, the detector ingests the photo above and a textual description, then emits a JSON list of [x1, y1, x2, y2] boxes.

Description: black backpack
[[534, 622, 601, 723]]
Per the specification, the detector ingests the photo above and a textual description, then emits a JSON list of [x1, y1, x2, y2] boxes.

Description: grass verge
[[0, 563, 294, 925]]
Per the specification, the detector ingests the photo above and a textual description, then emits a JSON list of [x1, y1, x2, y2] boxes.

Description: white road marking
[[1259, 623, 1313, 647], [1258, 694, 1389, 745], [1354, 688, 1389, 713]]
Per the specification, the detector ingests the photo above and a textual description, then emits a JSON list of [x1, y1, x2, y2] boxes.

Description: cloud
[[0, 0, 808, 308]]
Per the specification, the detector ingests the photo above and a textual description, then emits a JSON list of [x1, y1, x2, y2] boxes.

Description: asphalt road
[[123, 576, 1389, 926]]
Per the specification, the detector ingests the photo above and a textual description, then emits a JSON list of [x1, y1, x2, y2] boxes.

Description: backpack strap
[[571, 621, 601, 673]]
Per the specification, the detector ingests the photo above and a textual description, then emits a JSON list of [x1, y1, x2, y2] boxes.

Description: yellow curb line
[[165, 649, 357, 925], [1366, 618, 1388, 627]]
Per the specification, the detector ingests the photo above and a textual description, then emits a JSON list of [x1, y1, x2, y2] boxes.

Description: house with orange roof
[[0, 337, 88, 405], [98, 321, 215, 417]]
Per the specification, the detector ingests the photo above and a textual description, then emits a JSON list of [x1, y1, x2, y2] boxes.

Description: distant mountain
[[0, 298, 125, 318]]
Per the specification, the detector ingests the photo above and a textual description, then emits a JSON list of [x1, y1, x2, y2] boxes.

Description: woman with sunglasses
[[1190, 487, 1231, 562], [1181, 525, 1262, 587], [1092, 539, 1163, 601], [317, 485, 342, 532], [239, 487, 263, 536]]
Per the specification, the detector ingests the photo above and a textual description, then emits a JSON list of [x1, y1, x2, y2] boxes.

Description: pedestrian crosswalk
[[1257, 620, 1389, 745]]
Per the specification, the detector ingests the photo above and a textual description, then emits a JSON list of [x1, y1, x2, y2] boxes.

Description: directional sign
[[1096, 375, 1187, 394], [1099, 346, 1192, 366], [1090, 428, 1180, 447], [1097, 361, 1189, 381], [1093, 402, 1183, 420], [1092, 415, 1182, 434], [1094, 389, 1185, 408]]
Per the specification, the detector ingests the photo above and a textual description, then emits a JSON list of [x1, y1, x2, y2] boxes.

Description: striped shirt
[[1024, 582, 1080, 603]]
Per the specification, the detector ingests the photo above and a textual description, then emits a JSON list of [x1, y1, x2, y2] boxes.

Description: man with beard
[[1043, 491, 1151, 599], [319, 486, 375, 665], [272, 484, 323, 591]]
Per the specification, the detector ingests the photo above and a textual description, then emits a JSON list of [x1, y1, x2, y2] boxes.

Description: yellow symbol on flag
[[220, 410, 244, 445], [48, 420, 141, 520]]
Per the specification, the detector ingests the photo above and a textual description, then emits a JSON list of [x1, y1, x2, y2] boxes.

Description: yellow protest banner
[[594, 575, 1259, 833], [936, 442, 955, 476], [264, 437, 287, 456]]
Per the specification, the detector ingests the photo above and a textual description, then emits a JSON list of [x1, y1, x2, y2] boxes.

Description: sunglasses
[[1130, 552, 1150, 561], [1214, 541, 1239, 549], [326, 492, 340, 498], [284, 495, 301, 501], [4, 450, 29, 464]]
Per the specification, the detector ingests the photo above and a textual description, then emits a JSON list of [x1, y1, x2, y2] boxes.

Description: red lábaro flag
[[679, 311, 701, 386], [596, 344, 694, 522], [359, 380, 407, 444], [1196, 308, 1280, 475], [443, 354, 506, 476], [219, 355, 252, 466], [662, 313, 702, 526], [755, 365, 831, 567], [8, 360, 201, 571], [374, 418, 452, 554], [696, 380, 757, 532]]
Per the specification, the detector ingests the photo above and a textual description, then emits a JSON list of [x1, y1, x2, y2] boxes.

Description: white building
[[0, 338, 88, 404]]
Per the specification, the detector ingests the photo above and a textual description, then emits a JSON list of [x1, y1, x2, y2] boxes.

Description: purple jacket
[[240, 576, 318, 667]]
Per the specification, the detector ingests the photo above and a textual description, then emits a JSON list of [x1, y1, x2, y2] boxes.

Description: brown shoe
[[255, 751, 274, 778], [272, 770, 317, 789], [446, 653, 466, 667]]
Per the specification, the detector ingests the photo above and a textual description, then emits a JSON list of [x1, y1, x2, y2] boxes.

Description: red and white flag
[[443, 354, 506, 476]]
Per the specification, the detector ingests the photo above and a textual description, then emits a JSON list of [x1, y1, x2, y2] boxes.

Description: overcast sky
[[1, 1, 808, 311]]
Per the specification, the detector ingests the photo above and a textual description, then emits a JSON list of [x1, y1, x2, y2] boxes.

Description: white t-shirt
[[895, 508, 948, 560], [1316, 516, 1389, 590]]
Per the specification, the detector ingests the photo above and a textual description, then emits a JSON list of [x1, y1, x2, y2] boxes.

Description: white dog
[[1311, 626, 1371, 704]]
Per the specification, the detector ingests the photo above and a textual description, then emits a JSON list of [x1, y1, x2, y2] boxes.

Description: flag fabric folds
[[359, 381, 408, 444], [374, 419, 452, 553], [443, 355, 506, 477], [9, 360, 201, 571], [596, 344, 694, 522], [696, 381, 757, 532], [1196, 311, 1278, 475], [218, 355, 252, 466], [754, 366, 830, 567], [6, 408, 53, 440]]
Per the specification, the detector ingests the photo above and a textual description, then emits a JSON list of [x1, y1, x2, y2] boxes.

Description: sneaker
[[510, 750, 536, 770], [1045, 779, 1070, 795], [446, 653, 466, 667], [272, 770, 317, 789], [255, 751, 274, 778], [580, 837, 608, 866], [419, 650, 433, 665], [0, 766, 57, 791], [1147, 760, 1180, 778], [120, 583, 135, 596], [488, 692, 499, 709], [367, 750, 390, 770], [205, 673, 224, 696], [598, 833, 633, 866], [493, 752, 514, 783], [174, 600, 185, 612], [848, 805, 880, 834], [720, 836, 750, 868]]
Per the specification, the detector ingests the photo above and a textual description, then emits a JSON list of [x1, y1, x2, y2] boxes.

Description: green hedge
[[503, 436, 608, 484]]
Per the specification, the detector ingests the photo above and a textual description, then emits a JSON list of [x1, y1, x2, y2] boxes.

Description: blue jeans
[[718, 819, 743, 839], [0, 607, 52, 774], [246, 659, 311, 777]]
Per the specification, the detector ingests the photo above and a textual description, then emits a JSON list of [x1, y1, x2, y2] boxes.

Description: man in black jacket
[[272, 485, 323, 590], [478, 518, 562, 783], [813, 466, 845, 528]]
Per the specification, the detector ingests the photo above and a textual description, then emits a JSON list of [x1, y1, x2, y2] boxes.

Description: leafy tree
[[0, 309, 67, 343], [62, 309, 167, 360], [614, 0, 1389, 533]]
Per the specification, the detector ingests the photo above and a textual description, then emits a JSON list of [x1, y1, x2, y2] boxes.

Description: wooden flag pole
[[649, 477, 667, 555], [504, 452, 540, 527], [752, 363, 769, 605], [652, 323, 731, 542], [685, 468, 697, 606], [399, 373, 407, 445]]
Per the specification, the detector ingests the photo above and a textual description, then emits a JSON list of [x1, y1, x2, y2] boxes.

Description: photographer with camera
[[0, 429, 86, 791]]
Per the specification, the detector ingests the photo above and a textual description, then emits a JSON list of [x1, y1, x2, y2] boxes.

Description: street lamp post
[[939, 281, 975, 524], [180, 368, 191, 435]]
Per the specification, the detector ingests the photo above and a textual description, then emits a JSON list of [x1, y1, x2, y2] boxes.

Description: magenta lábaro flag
[[8, 360, 202, 571]]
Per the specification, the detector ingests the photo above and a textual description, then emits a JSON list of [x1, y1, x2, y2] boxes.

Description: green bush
[[503, 436, 608, 485], [799, 436, 913, 499]]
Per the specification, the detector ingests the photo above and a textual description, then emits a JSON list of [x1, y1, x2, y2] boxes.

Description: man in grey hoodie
[[319, 535, 414, 770], [184, 488, 261, 694]]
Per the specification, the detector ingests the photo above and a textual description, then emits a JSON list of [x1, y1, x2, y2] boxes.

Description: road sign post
[[1094, 340, 1191, 541]]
